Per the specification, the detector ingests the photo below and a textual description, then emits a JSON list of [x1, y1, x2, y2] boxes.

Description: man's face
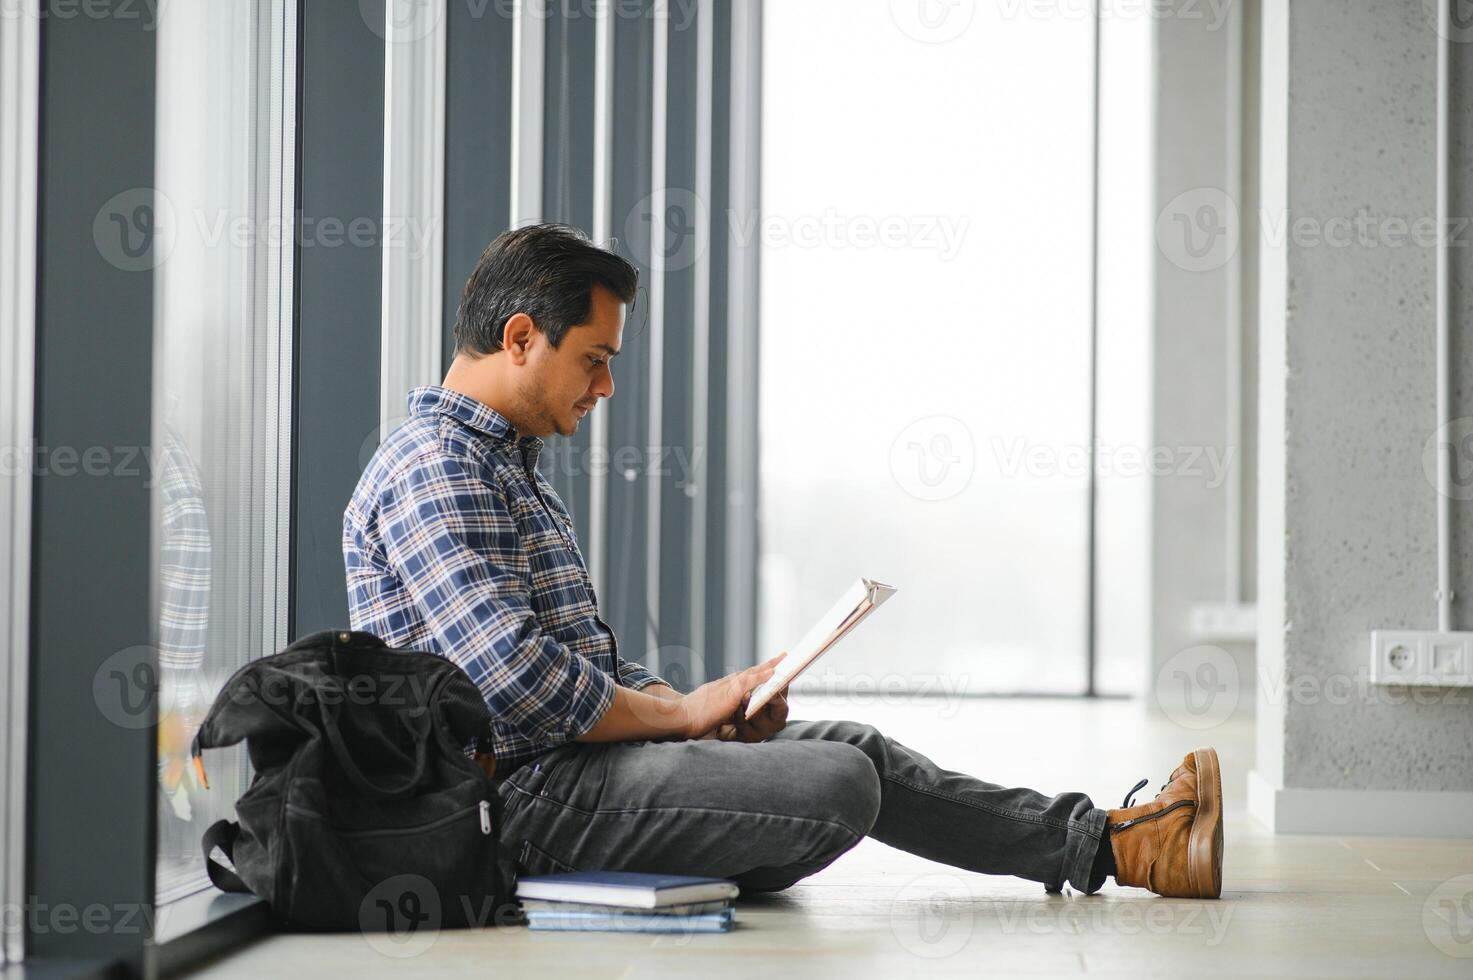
[[517, 285, 624, 437]]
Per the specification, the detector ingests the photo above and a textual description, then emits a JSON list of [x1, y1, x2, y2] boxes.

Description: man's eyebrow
[[592, 343, 622, 358]]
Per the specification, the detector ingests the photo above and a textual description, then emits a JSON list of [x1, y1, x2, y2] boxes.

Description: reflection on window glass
[[758, 1, 1095, 694], [152, 0, 291, 902]]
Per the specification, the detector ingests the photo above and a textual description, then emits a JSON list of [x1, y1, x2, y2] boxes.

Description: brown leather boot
[[1106, 747, 1223, 899]]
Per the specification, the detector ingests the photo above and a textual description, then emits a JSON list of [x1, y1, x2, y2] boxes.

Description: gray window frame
[[0, 3, 39, 969]]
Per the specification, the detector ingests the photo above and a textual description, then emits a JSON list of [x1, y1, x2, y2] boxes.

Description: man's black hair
[[453, 223, 639, 355]]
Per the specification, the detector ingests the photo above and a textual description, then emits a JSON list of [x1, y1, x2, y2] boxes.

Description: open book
[[744, 577, 897, 720]]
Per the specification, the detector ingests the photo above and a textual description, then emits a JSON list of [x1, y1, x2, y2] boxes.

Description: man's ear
[[500, 313, 537, 364]]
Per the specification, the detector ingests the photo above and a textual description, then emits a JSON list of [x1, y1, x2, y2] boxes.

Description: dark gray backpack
[[193, 629, 520, 932]]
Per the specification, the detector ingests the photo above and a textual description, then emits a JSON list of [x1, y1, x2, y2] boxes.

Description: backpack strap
[[201, 819, 251, 894], [318, 698, 433, 798]]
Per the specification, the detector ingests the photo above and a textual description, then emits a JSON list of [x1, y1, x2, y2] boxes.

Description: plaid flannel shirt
[[156, 423, 211, 671], [343, 385, 667, 774]]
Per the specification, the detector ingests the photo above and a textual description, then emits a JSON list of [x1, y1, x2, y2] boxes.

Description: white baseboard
[[1247, 768, 1473, 836]]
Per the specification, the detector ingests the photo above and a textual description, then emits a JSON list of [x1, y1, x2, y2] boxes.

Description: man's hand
[[677, 653, 786, 740], [693, 689, 787, 742], [727, 689, 789, 743], [645, 682, 737, 740], [579, 657, 786, 744]]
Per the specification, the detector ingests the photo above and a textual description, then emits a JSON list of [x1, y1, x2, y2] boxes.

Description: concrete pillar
[[1250, 0, 1473, 835]]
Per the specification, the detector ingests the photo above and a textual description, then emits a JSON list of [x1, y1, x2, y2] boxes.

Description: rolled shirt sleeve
[[616, 658, 668, 691], [379, 452, 616, 744]]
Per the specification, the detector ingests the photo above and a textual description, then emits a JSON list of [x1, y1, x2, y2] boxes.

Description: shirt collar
[[407, 386, 544, 459]]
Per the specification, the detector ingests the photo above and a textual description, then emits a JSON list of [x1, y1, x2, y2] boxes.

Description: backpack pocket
[[280, 790, 500, 931]]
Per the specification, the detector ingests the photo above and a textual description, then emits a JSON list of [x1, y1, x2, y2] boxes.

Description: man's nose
[[592, 366, 614, 400]]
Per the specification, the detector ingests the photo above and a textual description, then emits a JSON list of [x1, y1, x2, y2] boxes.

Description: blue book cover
[[515, 871, 739, 908], [520, 898, 733, 917], [526, 909, 735, 934]]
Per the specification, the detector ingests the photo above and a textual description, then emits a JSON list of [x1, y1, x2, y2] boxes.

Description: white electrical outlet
[[1188, 602, 1258, 642], [1369, 630, 1473, 686]]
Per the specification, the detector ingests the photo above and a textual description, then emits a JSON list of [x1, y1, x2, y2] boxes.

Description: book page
[[744, 577, 895, 719]]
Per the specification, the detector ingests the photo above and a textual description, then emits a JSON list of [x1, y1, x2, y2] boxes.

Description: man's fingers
[[755, 651, 786, 670], [697, 721, 742, 742], [745, 652, 786, 684], [753, 691, 784, 717]]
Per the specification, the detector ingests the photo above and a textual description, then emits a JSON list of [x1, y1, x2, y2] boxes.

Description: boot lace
[[1120, 777, 1168, 809], [1121, 761, 1191, 808]]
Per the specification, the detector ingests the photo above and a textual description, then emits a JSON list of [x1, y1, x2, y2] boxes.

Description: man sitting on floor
[[343, 223, 1224, 900]]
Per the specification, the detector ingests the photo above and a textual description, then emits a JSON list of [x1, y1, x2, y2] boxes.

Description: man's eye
[[589, 357, 606, 368]]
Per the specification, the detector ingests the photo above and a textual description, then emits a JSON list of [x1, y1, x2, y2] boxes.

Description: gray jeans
[[495, 718, 1110, 894]]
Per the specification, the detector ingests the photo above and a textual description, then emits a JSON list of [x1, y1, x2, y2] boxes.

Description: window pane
[[152, 0, 291, 902], [758, 1, 1095, 694]]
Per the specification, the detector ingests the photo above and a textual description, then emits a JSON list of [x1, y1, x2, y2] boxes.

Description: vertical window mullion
[[0, 5, 39, 966], [381, 0, 448, 436]]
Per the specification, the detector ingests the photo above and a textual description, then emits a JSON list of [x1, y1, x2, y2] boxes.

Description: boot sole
[[1188, 746, 1224, 898]]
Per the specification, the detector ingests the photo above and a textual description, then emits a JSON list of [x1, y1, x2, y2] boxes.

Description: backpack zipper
[[285, 799, 488, 838]]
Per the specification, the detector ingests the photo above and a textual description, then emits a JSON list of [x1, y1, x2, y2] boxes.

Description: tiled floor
[[185, 695, 1473, 978]]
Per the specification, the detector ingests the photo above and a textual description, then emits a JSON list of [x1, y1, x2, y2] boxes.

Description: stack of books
[[515, 871, 739, 934]]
